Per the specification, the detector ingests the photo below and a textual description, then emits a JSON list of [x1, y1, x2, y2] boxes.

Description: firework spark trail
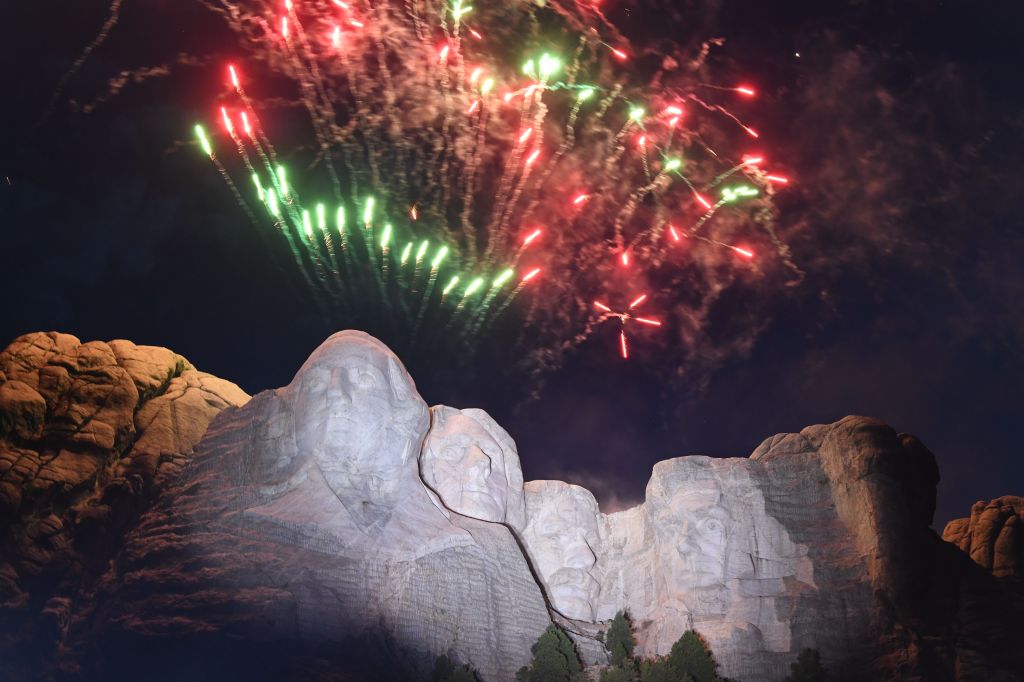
[[199, 128, 323, 309], [688, 93, 760, 139], [280, 7, 344, 198], [436, 23, 458, 225], [314, 203, 347, 295], [483, 81, 547, 263], [482, 269, 539, 330], [41, 0, 125, 125], [458, 96, 489, 261], [268, 168, 320, 287], [411, 265, 441, 343], [516, 48, 588, 224], [76, 60, 208, 114], [492, 78, 559, 256], [612, 166, 674, 247], [222, 108, 264, 185], [183, 0, 794, 362]]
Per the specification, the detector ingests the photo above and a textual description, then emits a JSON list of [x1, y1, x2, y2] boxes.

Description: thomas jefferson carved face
[[285, 331, 428, 527], [522, 482, 602, 621], [421, 406, 525, 526]]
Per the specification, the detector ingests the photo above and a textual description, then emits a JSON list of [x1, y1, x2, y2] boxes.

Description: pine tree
[[433, 655, 456, 681], [606, 610, 637, 667], [432, 654, 478, 682], [554, 627, 583, 678], [518, 625, 585, 682], [600, 666, 632, 682], [448, 667, 478, 682], [783, 648, 829, 682], [667, 630, 719, 682], [639, 657, 690, 682]]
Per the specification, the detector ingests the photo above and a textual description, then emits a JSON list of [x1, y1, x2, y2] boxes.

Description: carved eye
[[304, 371, 329, 393], [351, 368, 378, 389], [701, 518, 723, 534]]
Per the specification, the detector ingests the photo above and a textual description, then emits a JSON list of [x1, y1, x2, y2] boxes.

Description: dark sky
[[2, 0, 1022, 529]]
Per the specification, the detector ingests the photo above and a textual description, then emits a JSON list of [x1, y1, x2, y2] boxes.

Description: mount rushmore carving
[[1, 330, 1020, 680]]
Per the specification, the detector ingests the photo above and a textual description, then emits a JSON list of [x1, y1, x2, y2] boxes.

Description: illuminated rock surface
[[521, 480, 603, 621], [0, 332, 248, 679], [421, 405, 527, 529], [65, 331, 549, 681], [943, 496, 1024, 579], [0, 330, 1021, 680]]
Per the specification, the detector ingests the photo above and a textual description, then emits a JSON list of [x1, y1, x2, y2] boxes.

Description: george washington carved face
[[283, 331, 429, 527]]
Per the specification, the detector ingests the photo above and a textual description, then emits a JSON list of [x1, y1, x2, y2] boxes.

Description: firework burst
[[186, 0, 795, 366]]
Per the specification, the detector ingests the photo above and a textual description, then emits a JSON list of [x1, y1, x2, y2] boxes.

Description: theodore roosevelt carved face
[[522, 481, 602, 621]]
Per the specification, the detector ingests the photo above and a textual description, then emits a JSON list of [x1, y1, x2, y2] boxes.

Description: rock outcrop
[[0, 332, 248, 680], [943, 496, 1023, 580], [0, 330, 1021, 681]]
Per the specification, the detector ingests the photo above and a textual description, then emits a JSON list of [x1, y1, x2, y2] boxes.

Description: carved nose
[[326, 373, 353, 404], [466, 446, 491, 477], [563, 536, 596, 569]]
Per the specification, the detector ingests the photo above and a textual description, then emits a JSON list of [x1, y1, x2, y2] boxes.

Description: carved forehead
[[288, 331, 414, 389], [525, 483, 600, 526], [300, 332, 394, 371], [431, 410, 495, 443]]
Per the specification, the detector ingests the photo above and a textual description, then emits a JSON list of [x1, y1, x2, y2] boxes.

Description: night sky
[[2, 0, 1022, 529]]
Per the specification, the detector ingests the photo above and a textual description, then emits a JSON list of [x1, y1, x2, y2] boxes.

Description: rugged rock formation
[[943, 496, 1023, 580], [0, 332, 248, 679], [63, 331, 550, 681], [0, 330, 1021, 681]]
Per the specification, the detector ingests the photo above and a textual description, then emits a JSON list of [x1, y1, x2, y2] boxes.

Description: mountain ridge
[[0, 331, 1020, 680]]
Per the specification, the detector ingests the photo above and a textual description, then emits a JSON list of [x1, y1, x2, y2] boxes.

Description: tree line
[[433, 610, 829, 682]]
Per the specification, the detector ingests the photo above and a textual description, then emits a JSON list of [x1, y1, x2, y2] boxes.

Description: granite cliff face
[[0, 330, 1021, 680], [64, 331, 551, 682]]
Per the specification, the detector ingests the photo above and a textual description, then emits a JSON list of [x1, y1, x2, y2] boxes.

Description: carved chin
[[456, 488, 504, 521], [547, 567, 599, 621], [550, 585, 596, 621]]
